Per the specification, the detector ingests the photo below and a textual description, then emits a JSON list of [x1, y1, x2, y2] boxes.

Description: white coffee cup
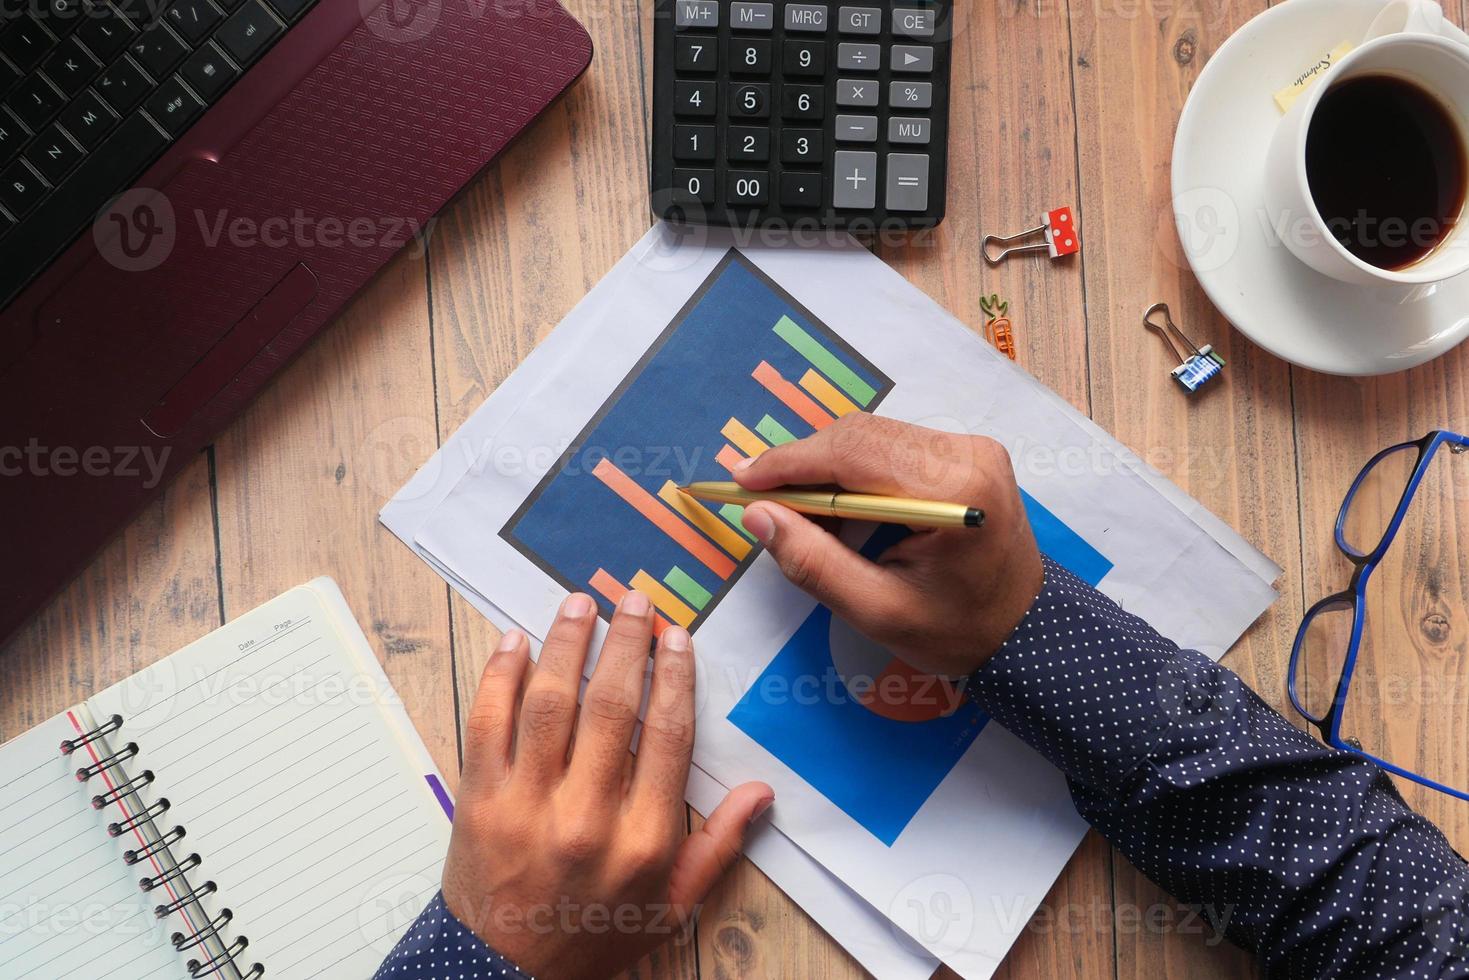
[[1263, 0, 1469, 286]]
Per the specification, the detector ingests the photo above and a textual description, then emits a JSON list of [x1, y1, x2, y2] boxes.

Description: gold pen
[[678, 482, 985, 530]]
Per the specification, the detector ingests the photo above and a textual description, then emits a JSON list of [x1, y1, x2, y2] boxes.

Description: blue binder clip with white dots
[[1144, 303, 1225, 394]]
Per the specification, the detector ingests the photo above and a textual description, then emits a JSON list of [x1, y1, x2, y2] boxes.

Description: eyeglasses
[[1289, 430, 1469, 802]]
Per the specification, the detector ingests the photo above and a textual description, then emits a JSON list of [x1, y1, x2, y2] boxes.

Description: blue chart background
[[728, 503, 1114, 846], [502, 253, 892, 628]]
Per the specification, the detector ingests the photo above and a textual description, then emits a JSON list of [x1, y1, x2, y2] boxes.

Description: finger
[[514, 593, 597, 786], [734, 414, 910, 494], [741, 502, 920, 642], [460, 629, 530, 792], [569, 591, 656, 799], [630, 625, 696, 817], [667, 782, 774, 923]]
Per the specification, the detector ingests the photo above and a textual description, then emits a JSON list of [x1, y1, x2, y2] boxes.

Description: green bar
[[773, 315, 877, 407], [756, 414, 796, 445], [664, 566, 712, 610], [720, 504, 758, 542]]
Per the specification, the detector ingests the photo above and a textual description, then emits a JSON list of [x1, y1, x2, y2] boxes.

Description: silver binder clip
[[1144, 303, 1226, 394]]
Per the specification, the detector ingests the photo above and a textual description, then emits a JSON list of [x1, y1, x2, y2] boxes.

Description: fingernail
[[496, 629, 523, 654], [734, 456, 756, 473], [621, 590, 650, 617], [563, 593, 594, 618], [663, 626, 691, 653], [750, 794, 775, 825], [742, 506, 776, 545]]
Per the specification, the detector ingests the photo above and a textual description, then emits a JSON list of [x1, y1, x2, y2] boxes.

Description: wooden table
[[7, 1, 1469, 976]]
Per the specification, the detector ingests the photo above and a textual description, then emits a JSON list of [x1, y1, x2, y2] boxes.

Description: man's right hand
[[734, 414, 1045, 679]]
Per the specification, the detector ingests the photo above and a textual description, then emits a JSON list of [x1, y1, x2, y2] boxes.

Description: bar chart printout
[[501, 250, 894, 634]]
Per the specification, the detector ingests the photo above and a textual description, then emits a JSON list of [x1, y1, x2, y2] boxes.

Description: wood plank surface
[[8, 1, 1469, 979]]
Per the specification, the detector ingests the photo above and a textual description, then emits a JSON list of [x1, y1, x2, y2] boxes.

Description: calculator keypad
[[652, 0, 951, 230]]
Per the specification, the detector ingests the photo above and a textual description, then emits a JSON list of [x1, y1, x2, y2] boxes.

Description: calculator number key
[[727, 170, 768, 206], [729, 37, 770, 75], [783, 39, 825, 77], [728, 126, 770, 163], [676, 80, 717, 117], [782, 84, 823, 120], [676, 35, 717, 72], [674, 124, 715, 161], [672, 168, 715, 205], [781, 128, 822, 164], [729, 83, 770, 118]]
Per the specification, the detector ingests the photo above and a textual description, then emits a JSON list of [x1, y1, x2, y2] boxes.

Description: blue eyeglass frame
[[1287, 429, 1469, 802]]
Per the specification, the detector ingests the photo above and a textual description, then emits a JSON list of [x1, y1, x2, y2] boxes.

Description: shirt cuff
[[967, 555, 1242, 799], [374, 890, 534, 980]]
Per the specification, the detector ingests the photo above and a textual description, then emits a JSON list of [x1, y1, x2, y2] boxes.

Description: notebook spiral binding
[[62, 713, 266, 980]]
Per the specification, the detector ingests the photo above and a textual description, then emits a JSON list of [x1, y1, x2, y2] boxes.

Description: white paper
[[385, 224, 1281, 979]]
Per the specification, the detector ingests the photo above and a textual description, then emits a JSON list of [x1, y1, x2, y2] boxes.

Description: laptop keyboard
[[0, 0, 319, 307]]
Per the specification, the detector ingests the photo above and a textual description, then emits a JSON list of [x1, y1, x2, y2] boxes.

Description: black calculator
[[650, 1, 952, 231]]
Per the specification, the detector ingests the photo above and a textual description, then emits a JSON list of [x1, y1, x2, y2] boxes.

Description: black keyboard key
[[37, 0, 85, 36], [728, 37, 769, 75], [76, 1, 135, 60], [0, 60, 19, 97], [7, 74, 63, 130], [726, 169, 768, 206], [1, 15, 56, 71], [780, 172, 823, 208], [782, 84, 823, 120], [670, 168, 714, 206], [0, 111, 166, 303], [180, 41, 236, 100], [42, 36, 101, 96], [264, 0, 311, 20], [0, 160, 45, 216], [0, 110, 24, 163], [727, 125, 768, 163], [128, 23, 189, 78], [163, 0, 222, 44], [673, 79, 714, 118], [95, 55, 148, 112], [672, 123, 713, 162], [729, 82, 768, 119], [783, 39, 824, 76], [23, 121, 81, 182], [675, 34, 715, 73], [780, 127, 821, 165], [215, 0, 280, 65], [143, 73, 202, 134], [59, 87, 116, 147]]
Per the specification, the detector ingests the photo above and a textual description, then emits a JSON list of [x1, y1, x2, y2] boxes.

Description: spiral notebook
[[0, 579, 455, 979]]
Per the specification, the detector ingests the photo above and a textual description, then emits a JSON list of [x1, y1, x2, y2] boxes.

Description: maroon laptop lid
[[0, 0, 592, 645]]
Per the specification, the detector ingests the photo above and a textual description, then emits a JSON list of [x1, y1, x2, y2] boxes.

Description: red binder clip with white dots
[[983, 207, 1082, 266]]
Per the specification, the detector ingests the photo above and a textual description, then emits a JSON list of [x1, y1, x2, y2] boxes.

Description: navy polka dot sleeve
[[373, 890, 533, 980], [972, 557, 1469, 978]]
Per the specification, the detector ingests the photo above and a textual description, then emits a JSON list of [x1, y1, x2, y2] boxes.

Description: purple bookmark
[[425, 774, 454, 819]]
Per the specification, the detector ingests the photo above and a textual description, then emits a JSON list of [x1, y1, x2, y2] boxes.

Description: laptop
[[0, 0, 592, 644]]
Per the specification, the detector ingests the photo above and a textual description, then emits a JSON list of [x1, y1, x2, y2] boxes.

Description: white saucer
[[1172, 0, 1469, 376]]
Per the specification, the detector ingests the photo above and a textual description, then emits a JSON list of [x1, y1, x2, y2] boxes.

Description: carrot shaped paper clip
[[981, 294, 1017, 361]]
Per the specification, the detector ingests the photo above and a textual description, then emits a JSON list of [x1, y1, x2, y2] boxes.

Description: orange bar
[[658, 481, 753, 561], [799, 369, 860, 417], [716, 444, 745, 475], [592, 458, 737, 579], [588, 569, 671, 638], [753, 361, 833, 430]]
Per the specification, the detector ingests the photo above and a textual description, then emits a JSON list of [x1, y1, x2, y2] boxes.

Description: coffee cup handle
[[1365, 0, 1469, 45]]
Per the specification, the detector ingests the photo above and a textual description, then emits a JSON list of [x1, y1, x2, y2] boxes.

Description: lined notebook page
[[0, 710, 182, 979], [87, 582, 452, 980]]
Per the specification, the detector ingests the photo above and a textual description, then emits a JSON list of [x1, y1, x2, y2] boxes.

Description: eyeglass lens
[[1340, 444, 1420, 557]]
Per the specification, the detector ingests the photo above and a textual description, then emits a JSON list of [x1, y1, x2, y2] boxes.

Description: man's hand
[[442, 592, 774, 979], [736, 414, 1044, 678]]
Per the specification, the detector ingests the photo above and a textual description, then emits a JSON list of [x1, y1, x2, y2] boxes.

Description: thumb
[[668, 782, 774, 922], [742, 502, 912, 639]]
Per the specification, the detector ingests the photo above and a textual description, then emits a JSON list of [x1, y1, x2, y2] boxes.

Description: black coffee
[[1305, 74, 1467, 270]]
